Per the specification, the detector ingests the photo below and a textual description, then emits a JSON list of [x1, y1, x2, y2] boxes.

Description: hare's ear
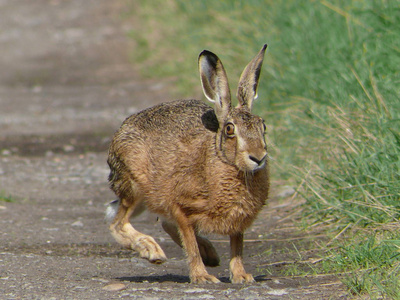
[[199, 50, 231, 121], [236, 44, 267, 111]]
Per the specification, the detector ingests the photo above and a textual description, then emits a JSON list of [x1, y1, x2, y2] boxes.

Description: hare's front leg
[[109, 199, 167, 264], [174, 212, 220, 283], [229, 233, 255, 284]]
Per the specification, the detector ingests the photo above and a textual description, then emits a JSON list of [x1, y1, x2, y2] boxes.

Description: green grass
[[127, 0, 400, 297], [0, 191, 15, 202], [325, 233, 400, 298]]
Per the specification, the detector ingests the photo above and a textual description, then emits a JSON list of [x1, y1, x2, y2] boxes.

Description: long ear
[[199, 50, 231, 121], [236, 44, 267, 111]]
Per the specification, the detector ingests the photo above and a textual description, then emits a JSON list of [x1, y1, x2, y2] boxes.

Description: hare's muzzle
[[248, 153, 267, 171]]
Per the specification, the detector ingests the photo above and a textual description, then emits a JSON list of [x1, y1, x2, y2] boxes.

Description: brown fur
[[107, 45, 270, 283]]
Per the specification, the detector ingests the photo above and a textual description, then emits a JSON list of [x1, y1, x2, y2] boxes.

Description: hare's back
[[121, 99, 217, 136]]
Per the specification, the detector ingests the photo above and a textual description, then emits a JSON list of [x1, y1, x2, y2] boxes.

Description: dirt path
[[0, 1, 348, 299]]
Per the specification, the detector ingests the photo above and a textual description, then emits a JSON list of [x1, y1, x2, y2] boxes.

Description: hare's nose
[[249, 154, 267, 166]]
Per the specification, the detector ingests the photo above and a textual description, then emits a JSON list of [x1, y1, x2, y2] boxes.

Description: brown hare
[[106, 44, 269, 284]]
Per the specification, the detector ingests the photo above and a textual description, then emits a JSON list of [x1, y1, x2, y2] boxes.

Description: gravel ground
[[0, 1, 349, 299]]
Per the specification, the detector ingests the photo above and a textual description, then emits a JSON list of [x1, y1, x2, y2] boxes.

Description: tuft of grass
[[0, 191, 15, 203], [127, 0, 400, 297]]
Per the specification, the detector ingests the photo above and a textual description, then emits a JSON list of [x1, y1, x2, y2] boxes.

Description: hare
[[106, 44, 269, 284]]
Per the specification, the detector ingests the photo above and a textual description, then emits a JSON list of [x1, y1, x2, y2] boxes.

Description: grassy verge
[[127, 0, 400, 297]]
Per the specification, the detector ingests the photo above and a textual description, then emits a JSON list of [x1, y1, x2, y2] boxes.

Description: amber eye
[[225, 123, 235, 136]]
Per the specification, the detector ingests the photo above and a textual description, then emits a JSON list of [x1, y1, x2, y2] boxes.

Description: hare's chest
[[192, 195, 264, 235]]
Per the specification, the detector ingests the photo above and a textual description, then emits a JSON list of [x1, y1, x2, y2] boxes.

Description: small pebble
[[71, 220, 83, 227], [102, 283, 126, 292]]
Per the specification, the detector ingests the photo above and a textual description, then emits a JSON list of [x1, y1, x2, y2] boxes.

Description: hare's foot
[[111, 222, 167, 264], [190, 272, 220, 284], [229, 256, 255, 284], [230, 273, 255, 284], [133, 235, 167, 264], [197, 236, 220, 267]]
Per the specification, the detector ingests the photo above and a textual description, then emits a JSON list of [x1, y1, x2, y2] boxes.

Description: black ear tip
[[262, 44, 268, 51], [199, 50, 215, 58], [199, 50, 219, 67]]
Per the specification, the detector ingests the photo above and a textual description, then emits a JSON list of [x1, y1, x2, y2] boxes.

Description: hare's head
[[199, 45, 268, 173]]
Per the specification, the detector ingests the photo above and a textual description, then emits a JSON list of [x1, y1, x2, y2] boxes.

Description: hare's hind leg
[[109, 198, 167, 264], [161, 220, 220, 267]]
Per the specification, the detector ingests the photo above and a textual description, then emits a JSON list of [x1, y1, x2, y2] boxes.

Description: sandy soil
[[0, 1, 349, 299]]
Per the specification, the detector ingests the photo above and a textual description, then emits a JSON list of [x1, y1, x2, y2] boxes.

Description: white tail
[[104, 199, 119, 223]]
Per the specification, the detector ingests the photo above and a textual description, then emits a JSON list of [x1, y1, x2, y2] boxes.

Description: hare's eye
[[225, 123, 235, 136], [262, 123, 267, 132]]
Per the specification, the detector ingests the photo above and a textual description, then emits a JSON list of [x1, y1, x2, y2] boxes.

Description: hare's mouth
[[252, 162, 267, 172]]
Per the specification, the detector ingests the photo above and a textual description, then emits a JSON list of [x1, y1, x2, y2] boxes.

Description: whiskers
[[242, 169, 255, 190]]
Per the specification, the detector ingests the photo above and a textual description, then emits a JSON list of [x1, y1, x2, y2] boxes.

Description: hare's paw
[[190, 273, 220, 284], [231, 273, 255, 284], [135, 236, 167, 264]]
